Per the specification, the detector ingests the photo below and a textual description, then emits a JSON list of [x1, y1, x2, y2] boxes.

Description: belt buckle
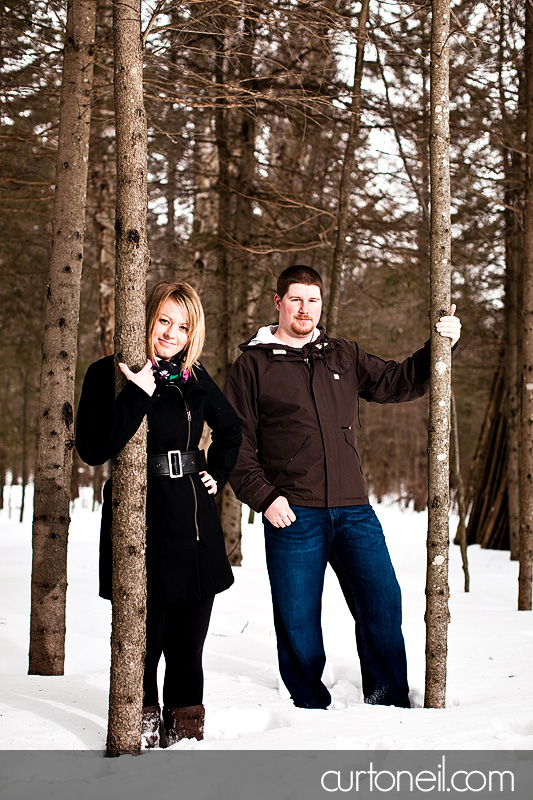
[[167, 450, 183, 478]]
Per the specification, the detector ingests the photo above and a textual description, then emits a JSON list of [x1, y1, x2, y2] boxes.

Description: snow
[[0, 486, 532, 795]]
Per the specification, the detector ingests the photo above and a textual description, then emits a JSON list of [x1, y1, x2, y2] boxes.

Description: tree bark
[[326, 0, 370, 337], [519, 0, 533, 611], [506, 177, 523, 561], [424, 0, 452, 709], [451, 392, 469, 592], [500, 0, 523, 563], [28, 0, 96, 676], [211, 31, 242, 562], [89, 0, 116, 359], [210, 8, 260, 566], [106, 0, 149, 757], [222, 11, 258, 565], [92, 134, 116, 359], [465, 363, 510, 551], [19, 368, 30, 524]]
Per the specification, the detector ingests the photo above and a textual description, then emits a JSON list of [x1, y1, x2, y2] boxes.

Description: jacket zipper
[[174, 385, 192, 450], [307, 356, 329, 505], [174, 385, 200, 542]]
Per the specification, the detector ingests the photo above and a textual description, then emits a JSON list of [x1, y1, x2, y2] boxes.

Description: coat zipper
[[307, 356, 329, 505], [175, 385, 200, 542]]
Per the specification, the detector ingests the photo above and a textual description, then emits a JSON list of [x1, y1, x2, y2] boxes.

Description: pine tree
[[519, 0, 533, 611], [28, 0, 97, 676], [424, 0, 452, 709], [105, 0, 149, 757]]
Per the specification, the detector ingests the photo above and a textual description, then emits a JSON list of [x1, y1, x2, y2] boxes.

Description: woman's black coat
[[75, 355, 242, 603]]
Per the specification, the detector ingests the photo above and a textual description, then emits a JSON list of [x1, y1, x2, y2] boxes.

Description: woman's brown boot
[[141, 704, 162, 749], [163, 704, 205, 746]]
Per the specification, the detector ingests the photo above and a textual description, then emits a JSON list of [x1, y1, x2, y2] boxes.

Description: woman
[[75, 281, 241, 748]]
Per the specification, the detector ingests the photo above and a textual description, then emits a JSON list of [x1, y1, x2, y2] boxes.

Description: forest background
[[0, 0, 515, 547]]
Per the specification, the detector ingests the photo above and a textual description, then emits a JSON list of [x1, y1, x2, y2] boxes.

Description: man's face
[[275, 282, 323, 340]]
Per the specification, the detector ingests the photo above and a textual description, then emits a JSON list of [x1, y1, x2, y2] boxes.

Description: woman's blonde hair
[[146, 281, 205, 374]]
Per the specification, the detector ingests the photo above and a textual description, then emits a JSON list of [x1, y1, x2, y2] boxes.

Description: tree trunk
[[212, 39, 242, 563], [326, 0, 370, 337], [500, 0, 524, 563], [70, 448, 84, 502], [92, 136, 116, 359], [465, 363, 510, 550], [165, 140, 177, 246], [519, 0, 533, 611], [424, 0, 452, 710], [28, 0, 96, 676], [222, 15, 258, 565], [451, 392, 469, 592], [89, 0, 116, 359], [0, 446, 5, 511], [19, 369, 30, 524], [188, 97, 245, 561], [505, 177, 523, 562], [211, 9, 260, 566], [106, 0, 149, 757], [189, 104, 222, 374]]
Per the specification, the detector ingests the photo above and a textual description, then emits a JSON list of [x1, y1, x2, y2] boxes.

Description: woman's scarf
[[151, 356, 190, 387]]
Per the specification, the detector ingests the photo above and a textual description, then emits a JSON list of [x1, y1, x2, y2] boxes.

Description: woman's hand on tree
[[118, 360, 156, 397]]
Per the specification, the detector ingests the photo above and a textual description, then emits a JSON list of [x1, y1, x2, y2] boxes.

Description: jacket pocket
[[343, 428, 364, 476], [262, 434, 310, 482]]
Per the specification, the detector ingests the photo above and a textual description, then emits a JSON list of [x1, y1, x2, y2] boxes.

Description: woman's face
[[152, 298, 189, 359]]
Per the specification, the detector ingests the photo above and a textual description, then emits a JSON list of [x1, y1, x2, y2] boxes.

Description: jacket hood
[[240, 323, 324, 352]]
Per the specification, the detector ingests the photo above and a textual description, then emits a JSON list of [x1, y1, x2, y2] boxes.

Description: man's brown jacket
[[224, 324, 432, 512]]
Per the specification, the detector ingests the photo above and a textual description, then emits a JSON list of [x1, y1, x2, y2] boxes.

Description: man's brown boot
[[163, 704, 205, 746]]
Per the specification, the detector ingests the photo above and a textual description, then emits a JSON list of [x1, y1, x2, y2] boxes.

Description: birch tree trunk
[[106, 0, 149, 757], [29, 0, 96, 676], [519, 0, 533, 611], [326, 0, 370, 336], [424, 0, 452, 709]]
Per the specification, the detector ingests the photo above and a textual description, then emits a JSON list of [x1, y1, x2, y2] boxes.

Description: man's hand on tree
[[435, 304, 461, 347]]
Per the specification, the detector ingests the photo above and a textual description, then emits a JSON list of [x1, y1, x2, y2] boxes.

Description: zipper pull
[[187, 410, 191, 421]]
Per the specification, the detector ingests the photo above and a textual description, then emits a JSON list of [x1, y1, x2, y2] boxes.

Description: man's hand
[[435, 304, 461, 347], [118, 359, 156, 396], [264, 496, 296, 528]]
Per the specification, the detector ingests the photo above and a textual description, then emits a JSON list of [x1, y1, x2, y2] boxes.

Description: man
[[224, 265, 461, 710]]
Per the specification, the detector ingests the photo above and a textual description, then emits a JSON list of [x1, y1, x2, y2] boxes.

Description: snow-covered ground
[[1, 485, 532, 753]]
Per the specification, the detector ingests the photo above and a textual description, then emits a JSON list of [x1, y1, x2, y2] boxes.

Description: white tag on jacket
[[272, 349, 287, 355]]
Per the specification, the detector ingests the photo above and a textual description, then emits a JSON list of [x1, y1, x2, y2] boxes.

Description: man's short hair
[[276, 265, 323, 299]]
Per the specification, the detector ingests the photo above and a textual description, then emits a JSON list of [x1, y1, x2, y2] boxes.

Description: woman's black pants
[[143, 595, 214, 708]]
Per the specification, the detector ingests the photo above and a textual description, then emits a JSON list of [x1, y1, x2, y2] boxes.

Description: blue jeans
[[263, 504, 409, 709]]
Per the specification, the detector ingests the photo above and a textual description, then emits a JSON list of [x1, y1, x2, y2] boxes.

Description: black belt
[[147, 449, 206, 478]]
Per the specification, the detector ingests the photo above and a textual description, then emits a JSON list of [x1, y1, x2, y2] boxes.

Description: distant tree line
[[0, 0, 517, 528]]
